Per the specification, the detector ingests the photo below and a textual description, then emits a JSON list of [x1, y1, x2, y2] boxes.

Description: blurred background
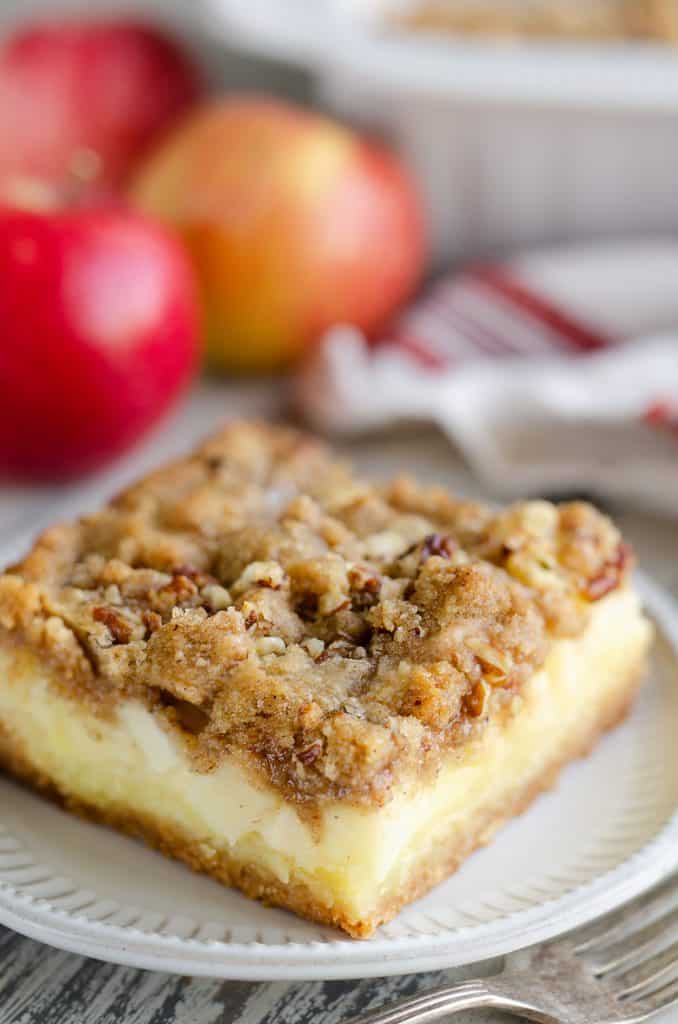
[[0, 0, 676, 560]]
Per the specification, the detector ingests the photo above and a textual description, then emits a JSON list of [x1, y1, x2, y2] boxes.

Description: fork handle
[[343, 980, 559, 1024]]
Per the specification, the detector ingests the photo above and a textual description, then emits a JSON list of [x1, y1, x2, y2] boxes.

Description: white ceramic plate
[[208, 0, 678, 108], [1, 572, 677, 981]]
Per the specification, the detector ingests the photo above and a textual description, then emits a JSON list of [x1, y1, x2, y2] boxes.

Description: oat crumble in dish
[[0, 421, 652, 937], [391, 0, 678, 41]]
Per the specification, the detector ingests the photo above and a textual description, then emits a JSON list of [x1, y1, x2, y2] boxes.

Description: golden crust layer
[[0, 421, 631, 806], [398, 0, 678, 41], [0, 659, 644, 937]]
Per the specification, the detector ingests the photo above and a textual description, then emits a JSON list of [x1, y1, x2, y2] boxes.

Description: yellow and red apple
[[130, 98, 426, 373]]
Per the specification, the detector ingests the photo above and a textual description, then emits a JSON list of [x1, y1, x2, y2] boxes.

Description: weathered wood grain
[[0, 925, 509, 1024]]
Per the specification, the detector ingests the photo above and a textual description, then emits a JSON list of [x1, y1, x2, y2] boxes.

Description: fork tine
[[629, 976, 678, 1015], [615, 941, 678, 998], [571, 873, 678, 954], [586, 908, 678, 975]]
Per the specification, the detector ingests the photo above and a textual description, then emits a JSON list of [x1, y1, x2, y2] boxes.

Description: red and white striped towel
[[297, 240, 678, 515]]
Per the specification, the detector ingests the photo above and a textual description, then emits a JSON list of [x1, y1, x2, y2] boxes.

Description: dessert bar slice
[[0, 422, 652, 937]]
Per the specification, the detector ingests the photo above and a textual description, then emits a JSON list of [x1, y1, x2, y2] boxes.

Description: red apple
[[130, 98, 426, 373], [0, 201, 200, 481], [0, 19, 202, 194]]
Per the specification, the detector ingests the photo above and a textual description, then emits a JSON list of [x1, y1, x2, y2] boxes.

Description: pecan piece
[[421, 533, 458, 561], [402, 533, 458, 568], [297, 739, 323, 765], [463, 680, 489, 718], [160, 573, 199, 602], [92, 605, 133, 644], [348, 564, 382, 608], [585, 543, 632, 601], [173, 564, 220, 588], [142, 610, 162, 636]]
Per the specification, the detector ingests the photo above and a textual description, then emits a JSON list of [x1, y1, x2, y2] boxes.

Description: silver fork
[[346, 873, 678, 1023]]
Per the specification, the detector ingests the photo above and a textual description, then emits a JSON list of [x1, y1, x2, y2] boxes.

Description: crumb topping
[[0, 422, 632, 805]]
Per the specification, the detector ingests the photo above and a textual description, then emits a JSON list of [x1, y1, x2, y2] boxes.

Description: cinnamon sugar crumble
[[0, 422, 632, 806]]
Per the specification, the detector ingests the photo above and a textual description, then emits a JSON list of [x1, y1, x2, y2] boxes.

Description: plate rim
[[1, 570, 677, 981]]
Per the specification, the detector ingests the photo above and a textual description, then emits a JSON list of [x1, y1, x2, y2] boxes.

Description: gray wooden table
[[1, 394, 677, 1024], [0, 936, 503, 1024]]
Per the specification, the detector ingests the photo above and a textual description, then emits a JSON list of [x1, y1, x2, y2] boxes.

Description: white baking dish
[[206, 0, 678, 262]]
